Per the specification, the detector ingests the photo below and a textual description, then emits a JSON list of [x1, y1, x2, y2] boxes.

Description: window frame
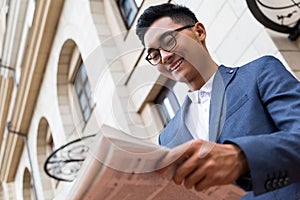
[[155, 86, 180, 126], [116, 0, 143, 29], [73, 62, 94, 123]]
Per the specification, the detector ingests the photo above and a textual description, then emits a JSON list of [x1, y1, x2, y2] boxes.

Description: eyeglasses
[[145, 24, 195, 66]]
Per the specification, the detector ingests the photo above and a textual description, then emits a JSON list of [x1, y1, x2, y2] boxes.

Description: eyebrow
[[159, 30, 174, 40], [146, 30, 174, 54], [147, 48, 156, 54]]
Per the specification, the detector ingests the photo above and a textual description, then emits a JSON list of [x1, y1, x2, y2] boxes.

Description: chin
[[174, 71, 189, 82], [175, 75, 188, 83]]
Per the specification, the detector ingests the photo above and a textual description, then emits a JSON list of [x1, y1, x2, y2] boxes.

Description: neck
[[185, 43, 219, 91], [188, 60, 218, 91]]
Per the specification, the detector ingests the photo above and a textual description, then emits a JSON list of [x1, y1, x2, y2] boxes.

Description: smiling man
[[135, 3, 300, 200]]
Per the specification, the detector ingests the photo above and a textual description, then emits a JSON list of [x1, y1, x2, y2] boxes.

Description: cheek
[[172, 46, 186, 58], [157, 65, 168, 73], [156, 65, 176, 79], [174, 35, 194, 53], [175, 35, 205, 64]]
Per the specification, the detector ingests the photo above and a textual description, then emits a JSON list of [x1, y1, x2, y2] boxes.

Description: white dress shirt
[[185, 74, 215, 140]]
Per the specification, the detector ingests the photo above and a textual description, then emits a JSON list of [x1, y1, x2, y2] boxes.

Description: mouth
[[169, 58, 184, 72]]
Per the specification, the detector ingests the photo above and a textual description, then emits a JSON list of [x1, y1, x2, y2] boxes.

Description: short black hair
[[136, 3, 198, 46]]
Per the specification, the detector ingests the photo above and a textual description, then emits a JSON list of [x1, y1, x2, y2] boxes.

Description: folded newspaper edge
[[66, 124, 247, 200]]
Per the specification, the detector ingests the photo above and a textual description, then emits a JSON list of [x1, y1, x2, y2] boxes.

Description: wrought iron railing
[[246, 0, 300, 40], [44, 134, 96, 182]]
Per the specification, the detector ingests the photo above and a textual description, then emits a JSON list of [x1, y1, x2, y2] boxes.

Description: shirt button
[[284, 177, 290, 185], [272, 179, 278, 189], [278, 178, 284, 187], [265, 180, 272, 191]]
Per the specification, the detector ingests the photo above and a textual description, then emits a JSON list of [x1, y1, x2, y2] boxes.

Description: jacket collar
[[218, 65, 238, 88], [209, 65, 238, 141], [180, 65, 238, 142]]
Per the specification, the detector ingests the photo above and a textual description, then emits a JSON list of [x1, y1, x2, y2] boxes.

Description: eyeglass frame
[[145, 24, 195, 66]]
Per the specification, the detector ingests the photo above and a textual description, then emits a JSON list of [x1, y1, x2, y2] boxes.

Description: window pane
[[74, 79, 82, 95], [89, 96, 94, 108], [79, 94, 88, 110], [154, 86, 180, 125], [85, 81, 91, 95], [135, 0, 142, 7], [83, 108, 91, 121], [163, 98, 175, 119], [74, 63, 93, 122], [117, 0, 138, 28], [127, 11, 135, 26], [124, 1, 132, 16], [80, 63, 87, 79]]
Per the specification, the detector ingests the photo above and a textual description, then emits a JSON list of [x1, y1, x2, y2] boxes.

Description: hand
[[172, 140, 249, 191]]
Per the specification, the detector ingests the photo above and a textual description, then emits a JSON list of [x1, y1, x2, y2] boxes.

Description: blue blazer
[[159, 56, 300, 200]]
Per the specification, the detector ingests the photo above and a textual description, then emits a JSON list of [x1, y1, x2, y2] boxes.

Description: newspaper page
[[67, 125, 247, 200]]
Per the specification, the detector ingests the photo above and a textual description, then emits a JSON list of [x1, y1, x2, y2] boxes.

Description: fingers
[[174, 156, 217, 191], [176, 156, 213, 189], [173, 140, 212, 186], [182, 164, 206, 189], [199, 141, 215, 158], [192, 162, 220, 191], [173, 140, 201, 162], [173, 152, 202, 186], [155, 141, 195, 171], [194, 176, 211, 191], [172, 142, 248, 192], [172, 140, 220, 191], [158, 140, 245, 193]]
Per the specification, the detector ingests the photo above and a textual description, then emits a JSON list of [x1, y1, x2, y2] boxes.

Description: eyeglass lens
[[147, 34, 177, 65], [146, 25, 194, 66]]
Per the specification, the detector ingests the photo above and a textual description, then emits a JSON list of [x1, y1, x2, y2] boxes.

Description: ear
[[194, 22, 206, 42]]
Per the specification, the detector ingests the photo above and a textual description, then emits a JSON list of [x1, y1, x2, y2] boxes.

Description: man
[[135, 3, 300, 200]]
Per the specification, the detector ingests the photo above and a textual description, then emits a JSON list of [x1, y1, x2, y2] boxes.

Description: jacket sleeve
[[226, 56, 300, 195]]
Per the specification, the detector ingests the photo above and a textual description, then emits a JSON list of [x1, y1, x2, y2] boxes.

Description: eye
[[161, 34, 176, 50], [149, 50, 160, 60]]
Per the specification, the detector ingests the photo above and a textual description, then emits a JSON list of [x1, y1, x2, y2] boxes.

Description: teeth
[[171, 59, 183, 71]]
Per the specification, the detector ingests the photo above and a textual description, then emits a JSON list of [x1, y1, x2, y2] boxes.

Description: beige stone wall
[[1, 182, 16, 200], [268, 30, 300, 80], [12, 0, 101, 198], [12, 0, 140, 198], [0, 7, 5, 58]]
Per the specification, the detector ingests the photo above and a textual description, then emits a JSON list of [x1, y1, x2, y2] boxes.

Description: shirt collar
[[187, 73, 215, 103]]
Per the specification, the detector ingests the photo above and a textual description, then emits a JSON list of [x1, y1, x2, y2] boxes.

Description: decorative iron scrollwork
[[246, 0, 300, 40], [44, 134, 96, 182]]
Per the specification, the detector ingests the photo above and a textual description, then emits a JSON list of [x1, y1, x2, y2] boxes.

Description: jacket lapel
[[163, 96, 193, 148], [181, 96, 193, 140], [209, 66, 238, 141]]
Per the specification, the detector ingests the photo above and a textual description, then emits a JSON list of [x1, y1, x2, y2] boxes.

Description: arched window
[[23, 168, 34, 200], [37, 117, 55, 199], [73, 62, 94, 122]]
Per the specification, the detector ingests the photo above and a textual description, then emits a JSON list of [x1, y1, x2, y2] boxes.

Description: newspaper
[[66, 125, 247, 200]]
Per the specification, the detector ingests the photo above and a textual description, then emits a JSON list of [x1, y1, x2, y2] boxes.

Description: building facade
[[0, 0, 299, 199]]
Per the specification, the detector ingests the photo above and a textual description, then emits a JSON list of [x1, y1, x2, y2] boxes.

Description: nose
[[160, 49, 174, 64]]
